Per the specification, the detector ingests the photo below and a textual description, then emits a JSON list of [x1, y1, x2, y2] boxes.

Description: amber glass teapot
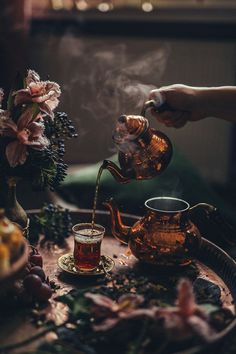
[[102, 98, 173, 184], [104, 197, 236, 267]]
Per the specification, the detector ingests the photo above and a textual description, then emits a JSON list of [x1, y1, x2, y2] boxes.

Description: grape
[[20, 289, 33, 305], [30, 266, 46, 281], [30, 254, 43, 267], [23, 274, 42, 294], [36, 283, 52, 302]]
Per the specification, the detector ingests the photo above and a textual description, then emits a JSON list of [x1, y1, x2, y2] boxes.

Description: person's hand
[[149, 84, 205, 128]]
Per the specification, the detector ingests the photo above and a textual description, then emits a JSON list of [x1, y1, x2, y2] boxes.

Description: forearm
[[195, 86, 236, 122]]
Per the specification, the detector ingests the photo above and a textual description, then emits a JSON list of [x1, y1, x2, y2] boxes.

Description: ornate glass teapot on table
[[104, 197, 236, 266]]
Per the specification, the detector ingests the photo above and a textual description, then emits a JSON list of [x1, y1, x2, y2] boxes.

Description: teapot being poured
[[102, 94, 173, 183]]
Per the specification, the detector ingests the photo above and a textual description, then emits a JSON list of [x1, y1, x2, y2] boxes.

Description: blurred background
[[1, 0, 236, 218]]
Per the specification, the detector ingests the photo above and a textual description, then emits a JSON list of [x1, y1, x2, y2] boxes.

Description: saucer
[[58, 253, 115, 276]]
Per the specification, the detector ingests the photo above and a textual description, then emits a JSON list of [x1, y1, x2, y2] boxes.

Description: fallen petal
[[119, 308, 157, 320], [118, 294, 144, 312], [85, 293, 116, 311], [177, 278, 196, 317], [93, 317, 120, 332], [187, 315, 215, 342]]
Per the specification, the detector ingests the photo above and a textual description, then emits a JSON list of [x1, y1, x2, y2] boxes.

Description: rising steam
[[34, 33, 171, 162], [58, 38, 171, 120]]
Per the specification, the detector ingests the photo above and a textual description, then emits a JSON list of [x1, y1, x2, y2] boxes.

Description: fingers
[[148, 86, 202, 128], [149, 89, 166, 106], [151, 109, 189, 128], [172, 115, 188, 128]]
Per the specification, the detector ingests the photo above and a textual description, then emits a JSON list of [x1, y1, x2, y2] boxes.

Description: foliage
[[0, 70, 77, 190], [0, 271, 234, 354], [29, 203, 73, 245]]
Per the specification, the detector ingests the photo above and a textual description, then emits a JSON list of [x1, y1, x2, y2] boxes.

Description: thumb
[[149, 89, 166, 106]]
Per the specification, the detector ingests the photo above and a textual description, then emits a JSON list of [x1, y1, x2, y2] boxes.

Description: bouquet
[[0, 70, 77, 191]]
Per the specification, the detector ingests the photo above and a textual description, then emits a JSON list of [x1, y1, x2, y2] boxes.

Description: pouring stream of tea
[[91, 165, 104, 230]]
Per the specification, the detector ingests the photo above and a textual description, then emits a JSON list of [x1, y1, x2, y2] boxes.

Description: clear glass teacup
[[72, 223, 105, 271]]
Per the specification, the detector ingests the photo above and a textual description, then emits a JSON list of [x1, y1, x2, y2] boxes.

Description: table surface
[[0, 209, 140, 353], [0, 209, 235, 354]]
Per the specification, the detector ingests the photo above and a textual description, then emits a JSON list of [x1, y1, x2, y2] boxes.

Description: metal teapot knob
[[141, 91, 175, 117]]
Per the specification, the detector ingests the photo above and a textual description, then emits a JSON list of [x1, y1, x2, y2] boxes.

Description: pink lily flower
[[85, 279, 216, 342], [14, 70, 61, 118], [0, 107, 49, 167]]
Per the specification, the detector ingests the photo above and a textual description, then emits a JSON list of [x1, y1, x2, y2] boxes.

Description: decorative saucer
[[58, 253, 115, 276]]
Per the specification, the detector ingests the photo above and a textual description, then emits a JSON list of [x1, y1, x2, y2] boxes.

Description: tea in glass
[[72, 223, 105, 271]]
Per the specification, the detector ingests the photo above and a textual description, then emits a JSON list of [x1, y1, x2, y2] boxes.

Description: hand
[[149, 84, 205, 128]]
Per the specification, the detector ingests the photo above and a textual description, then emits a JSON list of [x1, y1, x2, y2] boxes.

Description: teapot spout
[[102, 160, 130, 184], [103, 198, 131, 245]]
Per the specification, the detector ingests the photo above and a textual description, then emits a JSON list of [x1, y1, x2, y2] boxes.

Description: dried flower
[[85, 292, 145, 331], [0, 107, 49, 167], [85, 279, 216, 342], [14, 70, 61, 118], [177, 278, 197, 317]]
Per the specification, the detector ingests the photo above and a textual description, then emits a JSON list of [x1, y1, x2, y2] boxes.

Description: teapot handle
[[189, 203, 236, 246], [141, 99, 175, 117]]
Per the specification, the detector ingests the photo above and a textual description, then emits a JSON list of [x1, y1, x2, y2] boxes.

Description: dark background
[[1, 0, 236, 212]]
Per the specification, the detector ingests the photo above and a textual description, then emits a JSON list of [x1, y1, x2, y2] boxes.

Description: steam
[[155, 174, 184, 200], [59, 38, 171, 120], [32, 32, 171, 163], [94, 46, 170, 116]]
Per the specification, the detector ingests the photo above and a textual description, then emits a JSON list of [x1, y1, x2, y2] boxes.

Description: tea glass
[[72, 223, 105, 271]]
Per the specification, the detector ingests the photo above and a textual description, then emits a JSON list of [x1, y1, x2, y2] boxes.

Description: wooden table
[[0, 209, 139, 353], [0, 209, 236, 354]]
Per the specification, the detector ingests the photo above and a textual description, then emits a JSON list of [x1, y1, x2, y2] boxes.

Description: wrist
[[192, 87, 209, 118]]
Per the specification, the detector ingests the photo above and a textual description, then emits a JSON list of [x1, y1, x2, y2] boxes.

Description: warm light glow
[[63, 0, 74, 10], [97, 2, 112, 12], [75, 0, 88, 11], [51, 0, 64, 10], [142, 2, 154, 12]]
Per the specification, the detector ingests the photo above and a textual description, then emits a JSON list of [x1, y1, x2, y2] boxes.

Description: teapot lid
[[145, 197, 190, 213], [114, 115, 149, 144]]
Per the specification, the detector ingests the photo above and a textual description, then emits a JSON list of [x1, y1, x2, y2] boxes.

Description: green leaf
[[58, 294, 75, 308], [200, 303, 219, 314], [58, 291, 90, 318], [72, 298, 90, 318]]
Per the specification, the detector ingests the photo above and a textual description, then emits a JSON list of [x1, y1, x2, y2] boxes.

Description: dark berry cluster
[[44, 112, 78, 140], [55, 112, 78, 139], [29, 203, 73, 245], [37, 112, 78, 191], [52, 161, 68, 191]]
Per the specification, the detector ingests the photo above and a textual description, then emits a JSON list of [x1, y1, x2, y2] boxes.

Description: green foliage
[[29, 203, 73, 245], [0, 71, 77, 191]]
